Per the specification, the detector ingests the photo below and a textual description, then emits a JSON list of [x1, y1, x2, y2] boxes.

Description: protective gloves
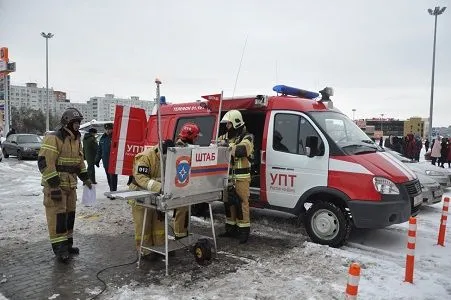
[[218, 140, 228, 147], [84, 180, 92, 189]]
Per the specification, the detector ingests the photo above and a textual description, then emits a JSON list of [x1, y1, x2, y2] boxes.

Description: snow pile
[[1, 158, 451, 299]]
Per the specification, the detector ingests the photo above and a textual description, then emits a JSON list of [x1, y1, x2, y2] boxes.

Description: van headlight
[[372, 177, 400, 195]]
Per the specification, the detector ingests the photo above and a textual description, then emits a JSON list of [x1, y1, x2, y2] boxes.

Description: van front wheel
[[304, 201, 350, 248]]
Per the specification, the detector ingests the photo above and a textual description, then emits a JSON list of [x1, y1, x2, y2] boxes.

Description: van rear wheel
[[304, 201, 350, 248]]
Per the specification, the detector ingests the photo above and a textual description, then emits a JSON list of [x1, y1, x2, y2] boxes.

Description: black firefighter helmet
[[61, 108, 83, 126]]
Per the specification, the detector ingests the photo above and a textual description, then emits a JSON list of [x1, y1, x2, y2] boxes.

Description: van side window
[[174, 116, 215, 146], [273, 113, 322, 155]]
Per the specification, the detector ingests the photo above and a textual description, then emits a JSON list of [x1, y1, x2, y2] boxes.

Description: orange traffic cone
[[345, 262, 361, 299], [405, 217, 417, 283], [437, 197, 449, 246]]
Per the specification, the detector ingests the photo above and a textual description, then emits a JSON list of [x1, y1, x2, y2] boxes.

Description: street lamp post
[[380, 113, 384, 133], [427, 6, 446, 142], [352, 108, 356, 121], [41, 32, 54, 132]]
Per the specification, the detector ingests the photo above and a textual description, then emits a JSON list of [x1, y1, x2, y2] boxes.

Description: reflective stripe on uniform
[[234, 173, 250, 179], [50, 236, 68, 244], [147, 179, 157, 191], [58, 157, 81, 164], [41, 144, 59, 153], [43, 171, 59, 181]]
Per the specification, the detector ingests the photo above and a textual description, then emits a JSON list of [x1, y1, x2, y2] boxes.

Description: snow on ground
[[1, 157, 451, 299]]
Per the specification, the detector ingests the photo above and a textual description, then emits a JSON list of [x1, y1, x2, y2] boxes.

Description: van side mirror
[[305, 136, 319, 158]]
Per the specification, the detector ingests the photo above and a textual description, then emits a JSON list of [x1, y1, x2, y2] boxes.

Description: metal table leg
[[209, 203, 217, 256], [188, 205, 192, 234], [165, 210, 169, 276], [138, 207, 148, 268]]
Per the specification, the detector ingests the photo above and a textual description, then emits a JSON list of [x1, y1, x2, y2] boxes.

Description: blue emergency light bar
[[160, 96, 166, 105], [273, 85, 319, 99]]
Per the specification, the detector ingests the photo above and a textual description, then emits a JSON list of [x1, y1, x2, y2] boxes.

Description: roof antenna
[[232, 35, 248, 98], [275, 60, 279, 95]]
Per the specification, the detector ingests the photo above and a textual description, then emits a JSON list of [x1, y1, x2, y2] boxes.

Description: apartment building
[[86, 94, 155, 121], [7, 83, 155, 123], [403, 117, 424, 137], [9, 82, 58, 115]]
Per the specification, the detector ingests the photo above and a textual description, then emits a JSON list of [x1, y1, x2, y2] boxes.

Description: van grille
[[405, 180, 421, 196]]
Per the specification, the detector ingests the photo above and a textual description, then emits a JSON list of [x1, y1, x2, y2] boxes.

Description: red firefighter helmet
[[178, 123, 202, 141]]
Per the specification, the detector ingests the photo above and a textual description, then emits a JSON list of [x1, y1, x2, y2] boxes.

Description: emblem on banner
[[175, 155, 191, 187]]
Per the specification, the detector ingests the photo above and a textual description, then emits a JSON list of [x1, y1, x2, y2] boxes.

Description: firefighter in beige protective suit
[[173, 122, 202, 239], [128, 139, 175, 259], [38, 108, 92, 263], [218, 110, 254, 244]]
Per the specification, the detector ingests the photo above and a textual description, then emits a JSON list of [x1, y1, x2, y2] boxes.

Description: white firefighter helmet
[[221, 110, 244, 129]]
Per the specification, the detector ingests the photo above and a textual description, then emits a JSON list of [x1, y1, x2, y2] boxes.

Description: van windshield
[[310, 111, 380, 155]]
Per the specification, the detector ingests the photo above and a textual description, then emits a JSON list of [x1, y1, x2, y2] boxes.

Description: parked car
[[1, 133, 42, 160], [385, 148, 451, 188], [416, 172, 443, 205], [418, 160, 451, 182]]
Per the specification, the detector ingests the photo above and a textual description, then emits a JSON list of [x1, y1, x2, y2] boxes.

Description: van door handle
[[261, 150, 266, 164], [272, 166, 295, 171]]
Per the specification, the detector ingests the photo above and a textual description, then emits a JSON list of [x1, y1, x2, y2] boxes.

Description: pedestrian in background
[[439, 138, 448, 168], [430, 137, 442, 166], [405, 134, 416, 160], [95, 123, 117, 198], [414, 135, 422, 161], [83, 128, 98, 184], [447, 140, 451, 168], [424, 138, 430, 152]]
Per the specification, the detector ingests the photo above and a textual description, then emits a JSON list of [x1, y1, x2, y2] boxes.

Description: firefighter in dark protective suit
[[128, 139, 175, 258], [173, 123, 202, 238], [218, 110, 254, 244], [38, 108, 92, 263]]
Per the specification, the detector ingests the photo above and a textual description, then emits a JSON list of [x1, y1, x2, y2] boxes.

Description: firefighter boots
[[219, 224, 238, 238], [68, 238, 80, 255], [56, 243, 70, 263], [238, 227, 250, 244]]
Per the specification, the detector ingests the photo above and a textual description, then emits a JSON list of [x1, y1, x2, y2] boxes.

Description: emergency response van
[[109, 85, 422, 247]]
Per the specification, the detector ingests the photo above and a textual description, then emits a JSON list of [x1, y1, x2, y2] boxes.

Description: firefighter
[[173, 122, 202, 239], [38, 108, 92, 263], [128, 139, 175, 258], [218, 109, 254, 244]]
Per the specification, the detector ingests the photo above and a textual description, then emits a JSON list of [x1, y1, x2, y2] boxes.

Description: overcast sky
[[1, 0, 450, 126]]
